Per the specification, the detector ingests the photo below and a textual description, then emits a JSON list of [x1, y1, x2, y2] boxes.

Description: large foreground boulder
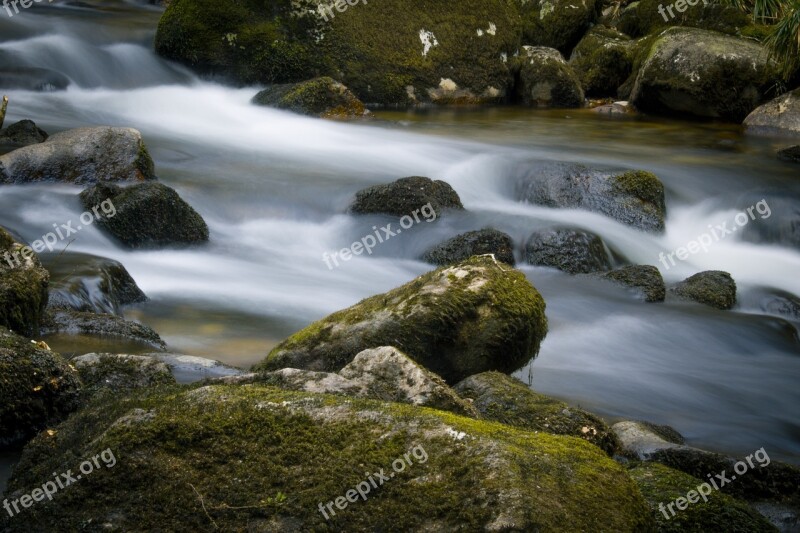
[[0, 327, 82, 449], [670, 271, 737, 310], [350, 176, 463, 218], [256, 256, 548, 384], [421, 228, 515, 266], [744, 87, 800, 137], [253, 77, 367, 118], [0, 383, 654, 530], [0, 227, 49, 336], [514, 46, 584, 107], [79, 182, 209, 249], [0, 127, 155, 185], [524, 227, 613, 274], [630, 28, 782, 122]]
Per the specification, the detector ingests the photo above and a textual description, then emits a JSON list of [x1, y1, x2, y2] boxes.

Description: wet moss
[[569, 26, 635, 97], [613, 170, 666, 213], [514, 0, 601, 54], [253, 77, 366, 118], [0, 227, 49, 336]]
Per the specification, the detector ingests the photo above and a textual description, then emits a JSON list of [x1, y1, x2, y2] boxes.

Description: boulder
[[454, 371, 619, 455], [598, 265, 666, 302], [0, 120, 48, 151], [150, 353, 245, 383], [421, 228, 515, 266], [514, 46, 584, 108], [72, 353, 176, 395], [524, 227, 612, 274], [670, 271, 737, 310], [40, 310, 167, 350], [350, 176, 463, 218], [514, 0, 600, 54], [614, 0, 754, 38], [79, 182, 209, 249], [569, 26, 634, 96], [630, 28, 782, 122], [256, 256, 548, 384], [745, 88, 800, 137], [252, 77, 367, 118], [0, 226, 49, 336], [0, 327, 82, 449], [515, 162, 667, 232], [778, 146, 800, 163], [0, 383, 654, 531], [0, 127, 156, 185]]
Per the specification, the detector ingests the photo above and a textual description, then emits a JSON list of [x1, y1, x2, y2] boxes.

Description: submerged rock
[[72, 353, 175, 395], [745, 88, 800, 137], [0, 226, 49, 336], [256, 256, 548, 384], [598, 265, 666, 302], [0, 327, 82, 449], [41, 310, 167, 350], [79, 182, 209, 249], [569, 26, 634, 97], [421, 228, 515, 266], [0, 120, 48, 151], [524, 227, 612, 274], [514, 46, 584, 108], [0, 127, 155, 185], [777, 146, 800, 163], [670, 271, 737, 310], [454, 371, 620, 455], [253, 77, 367, 118], [350, 176, 463, 218]]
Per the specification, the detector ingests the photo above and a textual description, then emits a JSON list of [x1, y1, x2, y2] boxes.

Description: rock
[[524, 227, 612, 274], [252, 77, 367, 118], [259, 346, 478, 417], [598, 265, 666, 302], [40, 310, 167, 350], [149, 353, 245, 383], [421, 228, 515, 266], [614, 0, 753, 38], [778, 146, 800, 163], [670, 271, 737, 310], [612, 420, 685, 459], [0, 120, 48, 151], [0, 226, 49, 336], [79, 182, 209, 249], [0, 327, 82, 449], [43, 253, 147, 315], [0, 383, 654, 531], [72, 353, 175, 395], [745, 88, 800, 137], [515, 162, 667, 232], [630, 28, 782, 122], [256, 256, 548, 384], [739, 197, 798, 250], [569, 26, 634, 96], [514, 46, 584, 108], [0, 127, 156, 185], [454, 371, 619, 455], [0, 67, 70, 92], [350, 176, 464, 218], [514, 0, 600, 53], [629, 462, 777, 532], [592, 101, 636, 115], [155, 0, 521, 106]]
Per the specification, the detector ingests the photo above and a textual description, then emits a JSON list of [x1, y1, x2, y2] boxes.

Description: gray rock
[[41, 310, 167, 350], [745, 88, 800, 137], [598, 265, 665, 302], [149, 353, 244, 383], [422, 228, 515, 266], [524, 227, 612, 274], [72, 353, 176, 394], [515, 46, 584, 108], [350, 176, 463, 218], [670, 270, 737, 310]]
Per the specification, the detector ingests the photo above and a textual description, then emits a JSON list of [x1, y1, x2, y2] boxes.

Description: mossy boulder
[[569, 26, 635, 97], [421, 228, 515, 267], [350, 176, 464, 218], [0, 226, 49, 336], [614, 0, 754, 39], [0, 327, 82, 449], [252, 77, 367, 118], [514, 0, 600, 54], [515, 162, 667, 232], [514, 46, 585, 107], [1, 383, 654, 531], [454, 371, 620, 455], [256, 256, 548, 384], [777, 146, 800, 163], [0, 127, 155, 185], [79, 182, 209, 249], [41, 310, 167, 350], [670, 271, 737, 310], [524, 227, 613, 274], [744, 87, 800, 137], [629, 462, 777, 532], [72, 353, 176, 396], [155, 0, 521, 105], [598, 265, 666, 302], [630, 27, 782, 122]]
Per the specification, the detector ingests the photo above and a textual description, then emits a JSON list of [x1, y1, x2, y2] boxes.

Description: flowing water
[[1, 0, 799, 482]]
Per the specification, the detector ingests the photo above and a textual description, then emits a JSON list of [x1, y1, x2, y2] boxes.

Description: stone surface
[[670, 271, 737, 310], [421, 228, 515, 266], [253, 77, 367, 118]]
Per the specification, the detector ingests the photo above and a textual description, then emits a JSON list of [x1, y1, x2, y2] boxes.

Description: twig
[[189, 483, 219, 530], [0, 96, 8, 130]]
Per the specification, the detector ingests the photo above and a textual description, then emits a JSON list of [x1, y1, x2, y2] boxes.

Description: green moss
[[0, 227, 49, 336], [514, 0, 600, 54], [253, 77, 366, 118], [615, 0, 754, 38], [569, 26, 634, 97], [613, 171, 666, 212], [74, 354, 176, 397]]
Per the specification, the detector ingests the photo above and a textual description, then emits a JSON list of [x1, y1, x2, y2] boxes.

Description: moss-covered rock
[[569, 26, 635, 97], [524, 227, 613, 274], [614, 0, 756, 39], [454, 371, 620, 455], [155, 0, 521, 105], [670, 271, 737, 310], [744, 87, 800, 137], [630, 27, 782, 122], [350, 176, 463, 218], [0, 226, 49, 336], [514, 0, 600, 54], [421, 228, 515, 267], [256, 256, 547, 384], [514, 46, 585, 107], [72, 353, 176, 396], [79, 182, 209, 249], [0, 327, 81, 449], [599, 265, 666, 302], [252, 77, 367, 118], [1, 383, 654, 531], [630, 462, 777, 532], [41, 310, 167, 350]]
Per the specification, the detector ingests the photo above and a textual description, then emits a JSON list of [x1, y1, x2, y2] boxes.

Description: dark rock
[[599, 265, 665, 302], [569, 26, 634, 96], [79, 182, 209, 249], [739, 197, 798, 250], [514, 0, 600, 54], [41, 310, 167, 350], [0, 226, 49, 336], [350, 176, 463, 218], [421, 228, 515, 266], [745, 88, 800, 137], [514, 46, 584, 108], [524, 227, 612, 274], [670, 271, 737, 310], [0, 67, 70, 92], [778, 146, 800, 163], [614, 0, 753, 38], [253, 77, 367, 118], [0, 120, 48, 151]]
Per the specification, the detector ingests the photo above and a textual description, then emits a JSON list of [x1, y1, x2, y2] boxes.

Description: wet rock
[[514, 0, 600, 53], [0, 67, 70, 92], [524, 227, 612, 274], [613, 420, 685, 459], [0, 127, 156, 185], [421, 228, 515, 266], [72, 353, 175, 395], [41, 310, 167, 350], [778, 146, 800, 163], [0, 120, 48, 151], [253, 77, 367, 118], [0, 226, 49, 336], [739, 197, 799, 250], [350, 176, 463, 218], [745, 88, 800, 137], [569, 26, 634, 96], [79, 182, 209, 249], [455, 371, 619, 455], [598, 265, 666, 302], [670, 271, 737, 310], [514, 46, 584, 108], [256, 256, 548, 384], [149, 353, 244, 383], [614, 0, 753, 38], [0, 327, 82, 450]]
